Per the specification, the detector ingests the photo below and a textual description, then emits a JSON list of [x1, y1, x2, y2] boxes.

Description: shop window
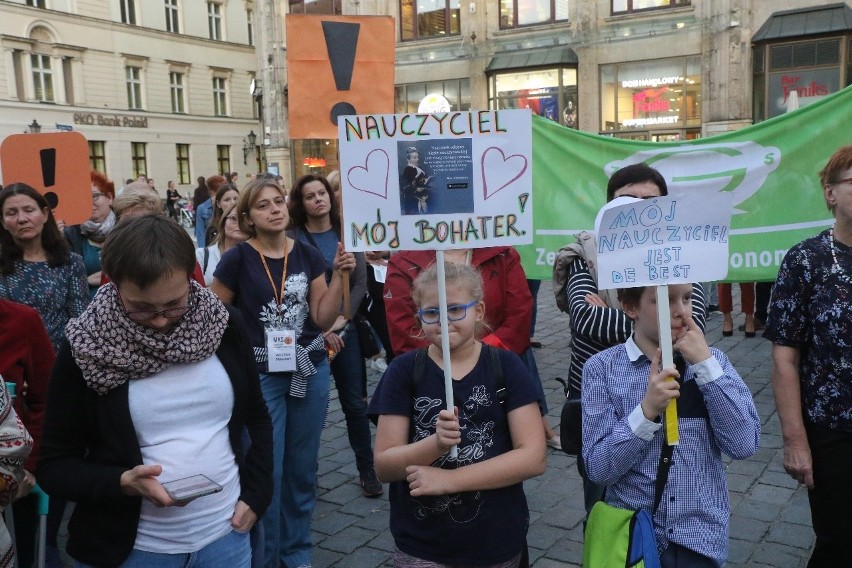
[[289, 0, 341, 14], [89, 141, 106, 174], [165, 0, 180, 33], [600, 56, 700, 133], [176, 144, 191, 184], [394, 79, 470, 113], [500, 0, 568, 29], [488, 68, 577, 128], [612, 0, 689, 15], [131, 142, 147, 179], [400, 0, 460, 41], [217, 145, 231, 175]]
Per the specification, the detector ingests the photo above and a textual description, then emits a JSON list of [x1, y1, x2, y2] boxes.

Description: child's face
[[625, 284, 693, 347], [416, 282, 484, 351]]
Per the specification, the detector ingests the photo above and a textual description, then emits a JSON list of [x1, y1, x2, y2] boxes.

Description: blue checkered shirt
[[582, 338, 760, 566]]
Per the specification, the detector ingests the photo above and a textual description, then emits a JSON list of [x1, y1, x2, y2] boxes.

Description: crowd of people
[[0, 146, 847, 567]]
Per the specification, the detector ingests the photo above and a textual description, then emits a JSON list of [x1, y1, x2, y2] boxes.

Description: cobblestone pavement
[[312, 282, 815, 568]]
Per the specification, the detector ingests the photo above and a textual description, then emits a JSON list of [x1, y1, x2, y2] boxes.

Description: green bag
[[583, 501, 660, 568]]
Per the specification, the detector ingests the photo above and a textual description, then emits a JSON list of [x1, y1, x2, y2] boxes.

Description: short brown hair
[[237, 177, 288, 238], [820, 145, 852, 213], [101, 215, 195, 288], [616, 286, 648, 315]]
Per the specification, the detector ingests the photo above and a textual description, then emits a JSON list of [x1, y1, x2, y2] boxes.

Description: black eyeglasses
[[417, 300, 478, 324], [118, 285, 194, 321]]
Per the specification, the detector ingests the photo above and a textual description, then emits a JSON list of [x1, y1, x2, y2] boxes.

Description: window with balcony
[[400, 0, 460, 40], [131, 142, 147, 179], [289, 0, 341, 14], [213, 77, 228, 116], [126, 66, 143, 109], [165, 0, 180, 33], [500, 0, 568, 29], [208, 2, 223, 40], [612, 0, 689, 15], [31, 54, 54, 102], [170, 72, 186, 113], [120, 0, 137, 24], [176, 144, 191, 184]]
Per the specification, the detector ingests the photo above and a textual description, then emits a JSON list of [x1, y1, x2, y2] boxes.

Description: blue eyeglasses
[[417, 300, 478, 324]]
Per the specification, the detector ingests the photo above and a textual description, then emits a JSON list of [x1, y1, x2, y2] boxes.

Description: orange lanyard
[[251, 239, 288, 310]]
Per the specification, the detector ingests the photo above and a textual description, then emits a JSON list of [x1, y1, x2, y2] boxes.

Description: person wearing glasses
[[36, 215, 273, 568], [764, 145, 852, 567], [551, 163, 706, 514], [63, 170, 117, 301], [197, 204, 247, 286]]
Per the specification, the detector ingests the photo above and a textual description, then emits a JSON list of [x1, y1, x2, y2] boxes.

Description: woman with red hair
[[64, 170, 116, 301]]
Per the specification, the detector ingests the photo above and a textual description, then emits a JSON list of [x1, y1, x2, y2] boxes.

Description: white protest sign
[[595, 193, 732, 289], [338, 110, 533, 252]]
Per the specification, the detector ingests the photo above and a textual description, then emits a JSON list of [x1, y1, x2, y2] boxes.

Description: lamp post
[[242, 130, 257, 165], [27, 119, 41, 133]]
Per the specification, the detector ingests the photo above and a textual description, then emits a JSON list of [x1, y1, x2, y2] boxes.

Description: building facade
[[0, 0, 260, 196], [255, 0, 851, 184]]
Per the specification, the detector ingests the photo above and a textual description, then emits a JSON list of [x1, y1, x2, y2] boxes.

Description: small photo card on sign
[[338, 109, 533, 252], [595, 193, 733, 290]]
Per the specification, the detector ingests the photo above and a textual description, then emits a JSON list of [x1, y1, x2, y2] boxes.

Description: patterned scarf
[[79, 210, 117, 243], [66, 281, 229, 395]]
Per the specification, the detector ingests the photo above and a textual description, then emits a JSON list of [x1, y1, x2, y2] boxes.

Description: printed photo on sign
[[397, 140, 473, 216]]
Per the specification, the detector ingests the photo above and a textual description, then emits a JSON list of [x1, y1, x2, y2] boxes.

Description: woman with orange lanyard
[[211, 176, 355, 568]]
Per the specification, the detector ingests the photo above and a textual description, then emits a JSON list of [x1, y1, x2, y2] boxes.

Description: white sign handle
[[435, 251, 458, 459], [655, 285, 679, 445]]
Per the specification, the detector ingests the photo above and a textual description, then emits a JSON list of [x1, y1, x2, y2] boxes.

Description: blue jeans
[[332, 323, 374, 472], [73, 528, 250, 568], [260, 359, 330, 568]]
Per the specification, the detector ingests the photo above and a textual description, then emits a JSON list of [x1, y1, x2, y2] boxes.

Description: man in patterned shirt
[[582, 283, 760, 567]]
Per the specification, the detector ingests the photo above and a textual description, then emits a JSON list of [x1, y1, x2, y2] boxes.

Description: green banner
[[520, 85, 852, 282]]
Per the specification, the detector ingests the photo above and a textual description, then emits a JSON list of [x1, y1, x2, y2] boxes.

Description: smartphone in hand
[[162, 474, 223, 503]]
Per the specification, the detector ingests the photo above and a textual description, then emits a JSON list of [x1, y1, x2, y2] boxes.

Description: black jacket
[[36, 307, 273, 567]]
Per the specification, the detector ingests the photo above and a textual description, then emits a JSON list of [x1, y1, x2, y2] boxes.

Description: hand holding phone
[[161, 474, 223, 503]]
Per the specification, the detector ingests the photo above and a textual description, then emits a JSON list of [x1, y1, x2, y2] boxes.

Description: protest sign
[[595, 194, 732, 290], [338, 109, 533, 252], [520, 85, 852, 281]]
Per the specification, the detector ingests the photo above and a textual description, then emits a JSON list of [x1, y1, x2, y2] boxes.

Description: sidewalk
[[311, 282, 815, 567]]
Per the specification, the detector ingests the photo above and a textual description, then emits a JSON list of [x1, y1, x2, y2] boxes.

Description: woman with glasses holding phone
[[37, 215, 273, 568]]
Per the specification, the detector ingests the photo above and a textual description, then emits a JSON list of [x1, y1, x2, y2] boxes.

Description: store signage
[[767, 67, 839, 118], [621, 76, 684, 88], [73, 113, 149, 128]]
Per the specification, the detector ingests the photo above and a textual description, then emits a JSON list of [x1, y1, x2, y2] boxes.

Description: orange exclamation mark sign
[[321, 21, 360, 127]]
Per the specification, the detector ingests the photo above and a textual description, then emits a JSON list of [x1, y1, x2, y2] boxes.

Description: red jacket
[[384, 247, 532, 356], [0, 299, 55, 471]]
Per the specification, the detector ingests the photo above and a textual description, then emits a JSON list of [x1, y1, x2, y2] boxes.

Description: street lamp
[[27, 119, 41, 134], [242, 130, 257, 165]]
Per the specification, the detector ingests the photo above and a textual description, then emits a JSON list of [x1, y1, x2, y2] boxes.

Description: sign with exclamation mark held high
[[287, 15, 395, 139], [0, 132, 92, 224]]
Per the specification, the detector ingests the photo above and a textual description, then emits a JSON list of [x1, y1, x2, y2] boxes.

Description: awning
[[753, 2, 852, 42], [485, 46, 578, 73]]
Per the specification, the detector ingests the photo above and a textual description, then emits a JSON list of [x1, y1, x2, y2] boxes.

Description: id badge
[[266, 329, 296, 372]]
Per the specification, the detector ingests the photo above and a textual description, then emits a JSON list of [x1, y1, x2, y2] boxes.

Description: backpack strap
[[202, 247, 210, 274], [483, 344, 507, 405]]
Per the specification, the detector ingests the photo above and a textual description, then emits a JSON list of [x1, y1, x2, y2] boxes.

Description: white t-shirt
[[129, 355, 240, 553], [195, 246, 222, 286]]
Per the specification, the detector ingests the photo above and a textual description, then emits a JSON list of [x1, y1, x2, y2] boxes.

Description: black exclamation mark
[[321, 21, 360, 127], [39, 148, 59, 208]]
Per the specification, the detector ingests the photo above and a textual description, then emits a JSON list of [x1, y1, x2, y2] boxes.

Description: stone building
[[0, 0, 260, 196], [255, 0, 851, 183]]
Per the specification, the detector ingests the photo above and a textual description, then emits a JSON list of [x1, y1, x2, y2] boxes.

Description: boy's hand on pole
[[641, 348, 680, 420]]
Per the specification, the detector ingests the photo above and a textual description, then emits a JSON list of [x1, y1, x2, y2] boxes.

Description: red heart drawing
[[481, 147, 528, 200], [347, 149, 390, 199]]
